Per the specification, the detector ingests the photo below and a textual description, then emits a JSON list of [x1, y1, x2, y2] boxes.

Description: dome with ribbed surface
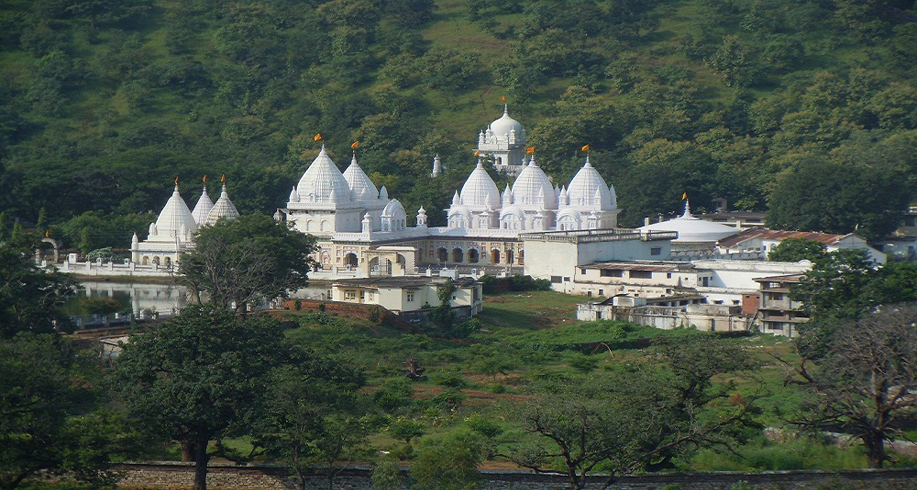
[[343, 154, 378, 202], [154, 185, 198, 238], [489, 105, 524, 141], [205, 185, 240, 226], [511, 158, 557, 209], [566, 156, 613, 210], [460, 160, 501, 209], [296, 146, 351, 204], [191, 186, 214, 225]]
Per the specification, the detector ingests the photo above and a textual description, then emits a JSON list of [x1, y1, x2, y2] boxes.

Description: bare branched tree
[[783, 304, 917, 467]]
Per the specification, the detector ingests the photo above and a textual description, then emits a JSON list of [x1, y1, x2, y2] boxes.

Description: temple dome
[[638, 201, 738, 243], [343, 154, 378, 202], [154, 185, 198, 238], [566, 157, 614, 210], [205, 184, 240, 226], [296, 146, 351, 204], [191, 186, 214, 225], [512, 158, 557, 209], [459, 160, 501, 209], [489, 105, 523, 140]]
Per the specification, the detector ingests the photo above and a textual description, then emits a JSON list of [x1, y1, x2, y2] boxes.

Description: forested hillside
[[0, 0, 915, 250]]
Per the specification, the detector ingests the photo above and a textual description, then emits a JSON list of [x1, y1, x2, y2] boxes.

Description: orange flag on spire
[[221, 174, 226, 183], [682, 192, 688, 200], [473, 150, 480, 156], [526, 146, 535, 154], [314, 133, 322, 141], [581, 144, 590, 152], [499, 95, 506, 102], [203, 175, 207, 183], [174, 176, 179, 185], [351, 141, 359, 149]]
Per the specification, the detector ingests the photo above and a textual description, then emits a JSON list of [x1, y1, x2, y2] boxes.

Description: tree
[[0, 334, 120, 490], [767, 237, 826, 262], [766, 159, 911, 241], [0, 236, 78, 338], [428, 279, 457, 336], [791, 249, 878, 320], [501, 335, 758, 490], [784, 305, 917, 468], [114, 306, 286, 490], [253, 357, 367, 490], [179, 214, 316, 314], [409, 430, 485, 490]]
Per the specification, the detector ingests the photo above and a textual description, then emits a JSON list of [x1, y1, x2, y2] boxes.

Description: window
[[600, 269, 624, 277], [344, 290, 356, 300], [551, 276, 563, 283], [580, 268, 587, 275], [629, 270, 652, 279], [406, 292, 414, 302], [666, 273, 672, 279], [650, 247, 662, 256]]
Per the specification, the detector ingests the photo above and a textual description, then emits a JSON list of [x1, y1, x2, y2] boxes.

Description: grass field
[[273, 289, 900, 471]]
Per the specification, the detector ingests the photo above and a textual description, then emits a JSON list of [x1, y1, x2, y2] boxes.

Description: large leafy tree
[[179, 214, 316, 314], [766, 158, 911, 240], [1, 334, 121, 490], [113, 306, 287, 490], [253, 356, 368, 490], [767, 237, 826, 262], [502, 335, 758, 490], [0, 234, 79, 338]]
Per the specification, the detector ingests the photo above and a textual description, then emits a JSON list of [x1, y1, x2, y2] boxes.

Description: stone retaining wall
[[113, 462, 917, 490]]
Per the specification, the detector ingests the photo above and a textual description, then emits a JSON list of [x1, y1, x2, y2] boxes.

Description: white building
[[130, 182, 240, 268], [477, 105, 528, 176], [521, 229, 679, 294], [330, 275, 483, 321], [279, 118, 621, 276], [638, 201, 739, 249], [716, 228, 886, 264]]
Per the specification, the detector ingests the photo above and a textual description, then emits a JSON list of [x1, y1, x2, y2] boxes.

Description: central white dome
[[512, 159, 557, 209], [460, 160, 501, 209], [297, 147, 351, 204], [566, 157, 614, 210], [489, 106, 523, 140]]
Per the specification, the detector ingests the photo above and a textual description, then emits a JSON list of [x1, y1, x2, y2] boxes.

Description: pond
[[64, 281, 189, 319]]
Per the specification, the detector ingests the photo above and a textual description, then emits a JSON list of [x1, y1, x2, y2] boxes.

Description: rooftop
[[754, 274, 806, 283], [520, 228, 677, 244], [718, 228, 858, 248], [583, 261, 687, 272], [332, 276, 477, 290]]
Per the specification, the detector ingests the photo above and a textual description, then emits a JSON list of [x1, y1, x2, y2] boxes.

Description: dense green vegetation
[[1, 0, 915, 246]]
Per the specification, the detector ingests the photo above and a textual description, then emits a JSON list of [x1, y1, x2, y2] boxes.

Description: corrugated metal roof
[[753, 274, 806, 283], [718, 228, 855, 248]]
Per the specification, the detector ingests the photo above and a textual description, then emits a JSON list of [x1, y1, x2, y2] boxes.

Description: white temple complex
[[130, 181, 240, 268], [114, 106, 623, 277], [278, 111, 620, 276]]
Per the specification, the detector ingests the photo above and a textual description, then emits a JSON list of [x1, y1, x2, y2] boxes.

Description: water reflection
[[66, 281, 189, 325]]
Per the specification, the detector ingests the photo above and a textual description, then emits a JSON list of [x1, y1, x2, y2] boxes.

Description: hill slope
[[0, 0, 915, 248]]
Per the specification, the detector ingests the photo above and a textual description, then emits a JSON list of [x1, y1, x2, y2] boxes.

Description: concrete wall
[[110, 462, 917, 490]]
